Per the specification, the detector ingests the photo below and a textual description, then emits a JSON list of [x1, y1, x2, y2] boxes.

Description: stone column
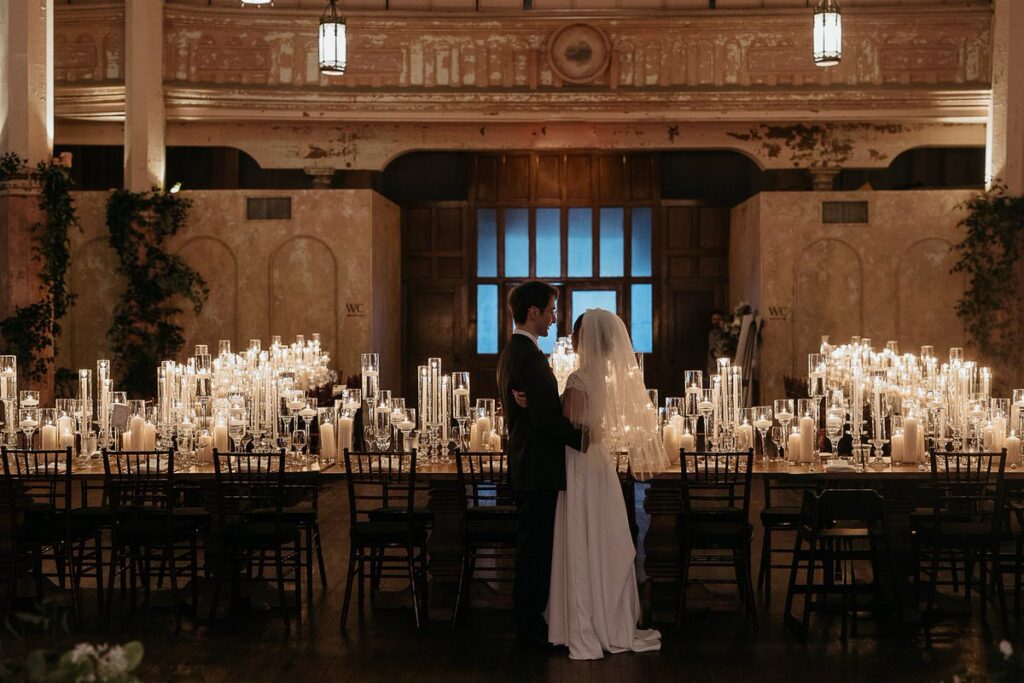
[[125, 0, 165, 191], [987, 0, 1024, 194], [0, 0, 54, 399]]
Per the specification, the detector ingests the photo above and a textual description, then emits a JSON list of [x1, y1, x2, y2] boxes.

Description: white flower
[[1000, 639, 1014, 658], [97, 645, 129, 678], [70, 643, 97, 665]]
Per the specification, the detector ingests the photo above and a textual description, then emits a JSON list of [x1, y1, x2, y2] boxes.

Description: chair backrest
[[101, 449, 175, 514], [343, 449, 417, 525], [213, 449, 286, 521], [1, 447, 74, 517], [455, 450, 513, 508], [928, 449, 1006, 530], [679, 449, 754, 518]]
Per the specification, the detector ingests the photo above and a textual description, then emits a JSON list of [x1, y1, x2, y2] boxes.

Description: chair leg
[[94, 532, 105, 620], [305, 525, 314, 608], [450, 549, 469, 626], [758, 527, 770, 594], [188, 535, 200, 629], [167, 544, 182, 635], [294, 534, 303, 626], [676, 545, 691, 628], [407, 546, 421, 629], [64, 542, 81, 626], [418, 543, 430, 625], [273, 546, 290, 633], [340, 544, 358, 630], [800, 542, 818, 638], [313, 523, 328, 590]]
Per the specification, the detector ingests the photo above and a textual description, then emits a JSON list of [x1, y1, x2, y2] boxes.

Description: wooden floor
[[18, 482, 1024, 682]]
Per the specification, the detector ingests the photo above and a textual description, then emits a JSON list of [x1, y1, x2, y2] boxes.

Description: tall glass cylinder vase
[[0, 356, 17, 446], [78, 369, 93, 437]]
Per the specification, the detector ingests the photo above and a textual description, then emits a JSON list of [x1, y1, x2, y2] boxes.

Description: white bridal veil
[[566, 309, 669, 479]]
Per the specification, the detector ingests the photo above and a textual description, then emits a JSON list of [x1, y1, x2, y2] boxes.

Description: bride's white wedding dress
[[546, 369, 662, 661]]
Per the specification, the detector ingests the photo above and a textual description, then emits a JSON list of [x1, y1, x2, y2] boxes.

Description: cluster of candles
[[406, 354, 502, 459], [0, 335, 338, 463], [549, 337, 578, 395], [658, 359, 753, 460], [798, 337, 1024, 466], [656, 338, 1024, 470]]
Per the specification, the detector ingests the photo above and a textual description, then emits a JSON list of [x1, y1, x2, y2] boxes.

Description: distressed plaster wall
[[730, 190, 973, 401], [56, 189, 401, 393]]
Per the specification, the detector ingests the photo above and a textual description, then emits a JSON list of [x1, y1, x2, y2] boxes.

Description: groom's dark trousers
[[497, 333, 582, 641]]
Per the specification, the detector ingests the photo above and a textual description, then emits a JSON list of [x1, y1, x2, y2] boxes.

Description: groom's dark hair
[[508, 281, 558, 325]]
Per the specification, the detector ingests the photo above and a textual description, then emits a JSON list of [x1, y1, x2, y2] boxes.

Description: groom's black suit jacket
[[497, 334, 583, 493]]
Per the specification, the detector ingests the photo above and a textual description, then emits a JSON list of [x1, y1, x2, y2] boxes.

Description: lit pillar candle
[[903, 417, 920, 463], [59, 432, 75, 454], [142, 422, 156, 451], [123, 431, 132, 451], [679, 431, 695, 459], [992, 416, 1007, 452], [41, 424, 57, 449], [490, 431, 502, 451], [469, 422, 481, 451], [737, 423, 753, 451], [197, 434, 213, 461], [213, 424, 229, 453], [787, 429, 802, 463], [337, 416, 353, 454], [320, 422, 336, 458], [129, 414, 145, 450], [1005, 432, 1022, 468], [799, 415, 815, 463], [662, 423, 678, 460], [891, 433, 904, 463]]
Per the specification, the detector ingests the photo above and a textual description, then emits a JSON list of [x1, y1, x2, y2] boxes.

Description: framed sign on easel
[[733, 313, 763, 408]]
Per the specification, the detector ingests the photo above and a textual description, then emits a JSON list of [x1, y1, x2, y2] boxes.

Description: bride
[[516, 308, 667, 660]]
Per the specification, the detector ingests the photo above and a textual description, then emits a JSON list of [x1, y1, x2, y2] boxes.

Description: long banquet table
[[63, 456, 1024, 618]]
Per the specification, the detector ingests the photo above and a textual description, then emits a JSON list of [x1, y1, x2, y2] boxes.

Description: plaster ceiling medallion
[[546, 23, 612, 85]]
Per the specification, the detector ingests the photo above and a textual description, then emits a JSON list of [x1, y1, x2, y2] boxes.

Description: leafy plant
[[1, 642, 144, 683], [106, 188, 207, 398], [0, 155, 80, 383], [951, 186, 1024, 361]]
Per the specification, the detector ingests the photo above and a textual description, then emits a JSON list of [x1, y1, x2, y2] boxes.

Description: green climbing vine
[[0, 153, 79, 382], [951, 185, 1024, 360], [106, 188, 208, 398]]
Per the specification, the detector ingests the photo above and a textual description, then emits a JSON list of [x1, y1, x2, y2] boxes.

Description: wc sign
[[767, 306, 789, 321], [346, 303, 366, 317]]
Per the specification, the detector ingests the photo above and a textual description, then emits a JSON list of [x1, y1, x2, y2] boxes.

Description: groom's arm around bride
[[496, 281, 582, 647]]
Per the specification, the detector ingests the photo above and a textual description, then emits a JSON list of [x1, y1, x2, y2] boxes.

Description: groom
[[497, 281, 583, 648]]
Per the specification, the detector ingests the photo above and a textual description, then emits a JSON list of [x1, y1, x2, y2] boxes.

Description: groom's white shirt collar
[[513, 327, 541, 350]]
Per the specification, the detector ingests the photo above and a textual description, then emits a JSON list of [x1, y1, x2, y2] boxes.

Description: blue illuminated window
[[504, 209, 529, 277], [571, 290, 617, 328], [599, 208, 624, 277], [568, 208, 592, 277], [477, 209, 498, 277], [477, 284, 499, 354], [631, 284, 653, 353], [535, 209, 561, 278], [631, 207, 652, 277]]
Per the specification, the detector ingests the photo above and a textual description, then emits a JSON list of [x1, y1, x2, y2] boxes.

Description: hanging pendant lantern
[[318, 0, 347, 76], [813, 0, 842, 67]]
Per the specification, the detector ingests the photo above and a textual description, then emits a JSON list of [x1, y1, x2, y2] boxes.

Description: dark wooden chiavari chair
[[1, 446, 99, 623], [917, 449, 1008, 640], [101, 448, 202, 632], [341, 449, 427, 628], [451, 449, 515, 625], [211, 449, 300, 632], [677, 449, 757, 628]]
